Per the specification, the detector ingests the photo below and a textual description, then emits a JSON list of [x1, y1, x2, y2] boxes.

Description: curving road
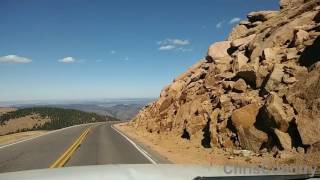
[[0, 122, 167, 173]]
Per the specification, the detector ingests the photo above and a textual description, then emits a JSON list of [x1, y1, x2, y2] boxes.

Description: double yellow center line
[[50, 127, 91, 168]]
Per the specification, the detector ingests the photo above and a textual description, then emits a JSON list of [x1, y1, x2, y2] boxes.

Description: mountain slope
[[0, 107, 118, 135], [129, 0, 320, 157]]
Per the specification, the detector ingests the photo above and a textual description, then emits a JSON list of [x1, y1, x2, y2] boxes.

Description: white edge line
[[111, 125, 157, 165], [0, 122, 105, 149]]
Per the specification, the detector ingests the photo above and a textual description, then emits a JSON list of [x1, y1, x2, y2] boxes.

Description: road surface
[[0, 122, 165, 173]]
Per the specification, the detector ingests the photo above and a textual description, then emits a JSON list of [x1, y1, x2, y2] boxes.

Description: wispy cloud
[[216, 21, 224, 28], [159, 45, 175, 51], [58, 57, 76, 64], [0, 55, 32, 64], [124, 57, 129, 61], [158, 38, 191, 51], [229, 17, 241, 24], [110, 50, 116, 54]]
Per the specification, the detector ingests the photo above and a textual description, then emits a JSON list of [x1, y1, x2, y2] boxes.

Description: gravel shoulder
[[116, 122, 320, 168]]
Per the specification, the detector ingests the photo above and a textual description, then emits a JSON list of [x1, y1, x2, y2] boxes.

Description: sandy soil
[[115, 122, 320, 168], [0, 130, 48, 146], [0, 114, 51, 135]]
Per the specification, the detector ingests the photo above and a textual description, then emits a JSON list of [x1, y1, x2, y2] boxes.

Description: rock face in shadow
[[130, 0, 320, 154]]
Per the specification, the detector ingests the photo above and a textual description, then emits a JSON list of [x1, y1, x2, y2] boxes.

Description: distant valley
[[1, 98, 154, 121]]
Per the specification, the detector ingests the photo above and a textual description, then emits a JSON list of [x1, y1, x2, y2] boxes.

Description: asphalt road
[[0, 122, 155, 173]]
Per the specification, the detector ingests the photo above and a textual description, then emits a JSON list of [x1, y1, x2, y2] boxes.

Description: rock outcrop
[[130, 0, 320, 154]]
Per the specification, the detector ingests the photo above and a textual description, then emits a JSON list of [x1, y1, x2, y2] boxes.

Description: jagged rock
[[265, 93, 292, 132], [282, 74, 297, 84], [233, 79, 247, 93], [280, 0, 304, 9], [239, 20, 251, 26], [130, 0, 320, 157], [221, 81, 234, 91], [293, 29, 310, 46], [265, 64, 284, 92], [274, 129, 292, 150], [231, 103, 259, 129], [227, 25, 248, 41], [235, 66, 257, 87], [262, 47, 283, 62], [190, 69, 206, 82], [296, 114, 320, 145], [256, 65, 270, 88], [286, 48, 298, 60], [231, 34, 256, 48], [158, 96, 173, 112], [232, 52, 249, 73], [247, 11, 279, 22], [237, 126, 268, 152], [209, 109, 220, 146], [207, 41, 231, 61]]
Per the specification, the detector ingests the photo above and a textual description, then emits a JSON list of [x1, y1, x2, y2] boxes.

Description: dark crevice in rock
[[181, 128, 190, 140], [254, 107, 282, 151], [287, 119, 304, 149], [205, 56, 213, 63], [259, 73, 272, 97], [299, 36, 320, 68], [201, 119, 211, 148], [235, 71, 257, 88], [226, 117, 237, 134], [227, 46, 238, 55]]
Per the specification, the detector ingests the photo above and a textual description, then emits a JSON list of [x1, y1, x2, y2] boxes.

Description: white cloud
[[216, 21, 223, 28], [159, 45, 176, 51], [229, 17, 241, 24], [96, 59, 103, 63], [157, 38, 191, 51], [124, 57, 129, 61], [110, 50, 116, 54], [158, 38, 190, 46], [0, 55, 32, 64], [58, 57, 75, 63]]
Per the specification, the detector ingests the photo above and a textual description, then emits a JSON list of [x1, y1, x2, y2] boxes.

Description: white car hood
[[0, 164, 315, 180]]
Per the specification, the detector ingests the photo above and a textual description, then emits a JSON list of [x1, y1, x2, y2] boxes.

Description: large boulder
[[231, 103, 259, 129], [207, 41, 231, 61], [265, 93, 293, 132], [227, 25, 248, 41], [231, 34, 256, 48], [274, 129, 292, 151], [232, 52, 249, 73], [296, 115, 320, 145], [237, 126, 268, 152], [233, 79, 247, 93], [247, 11, 279, 22], [265, 64, 284, 92]]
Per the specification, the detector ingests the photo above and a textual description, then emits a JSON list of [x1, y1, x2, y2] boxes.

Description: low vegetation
[[0, 107, 118, 133]]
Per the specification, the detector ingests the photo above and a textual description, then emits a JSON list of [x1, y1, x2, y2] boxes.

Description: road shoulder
[[113, 122, 171, 164], [0, 131, 48, 147]]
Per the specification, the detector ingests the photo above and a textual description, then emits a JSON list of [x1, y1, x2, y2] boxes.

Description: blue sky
[[0, 0, 278, 102]]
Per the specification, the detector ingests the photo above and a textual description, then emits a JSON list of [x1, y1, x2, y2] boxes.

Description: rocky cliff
[[130, 0, 320, 155]]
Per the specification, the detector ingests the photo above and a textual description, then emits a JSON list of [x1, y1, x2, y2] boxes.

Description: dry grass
[[0, 107, 16, 115], [0, 130, 48, 146], [0, 114, 51, 136]]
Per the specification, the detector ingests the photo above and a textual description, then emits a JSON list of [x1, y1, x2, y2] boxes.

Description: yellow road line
[[49, 127, 91, 168]]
